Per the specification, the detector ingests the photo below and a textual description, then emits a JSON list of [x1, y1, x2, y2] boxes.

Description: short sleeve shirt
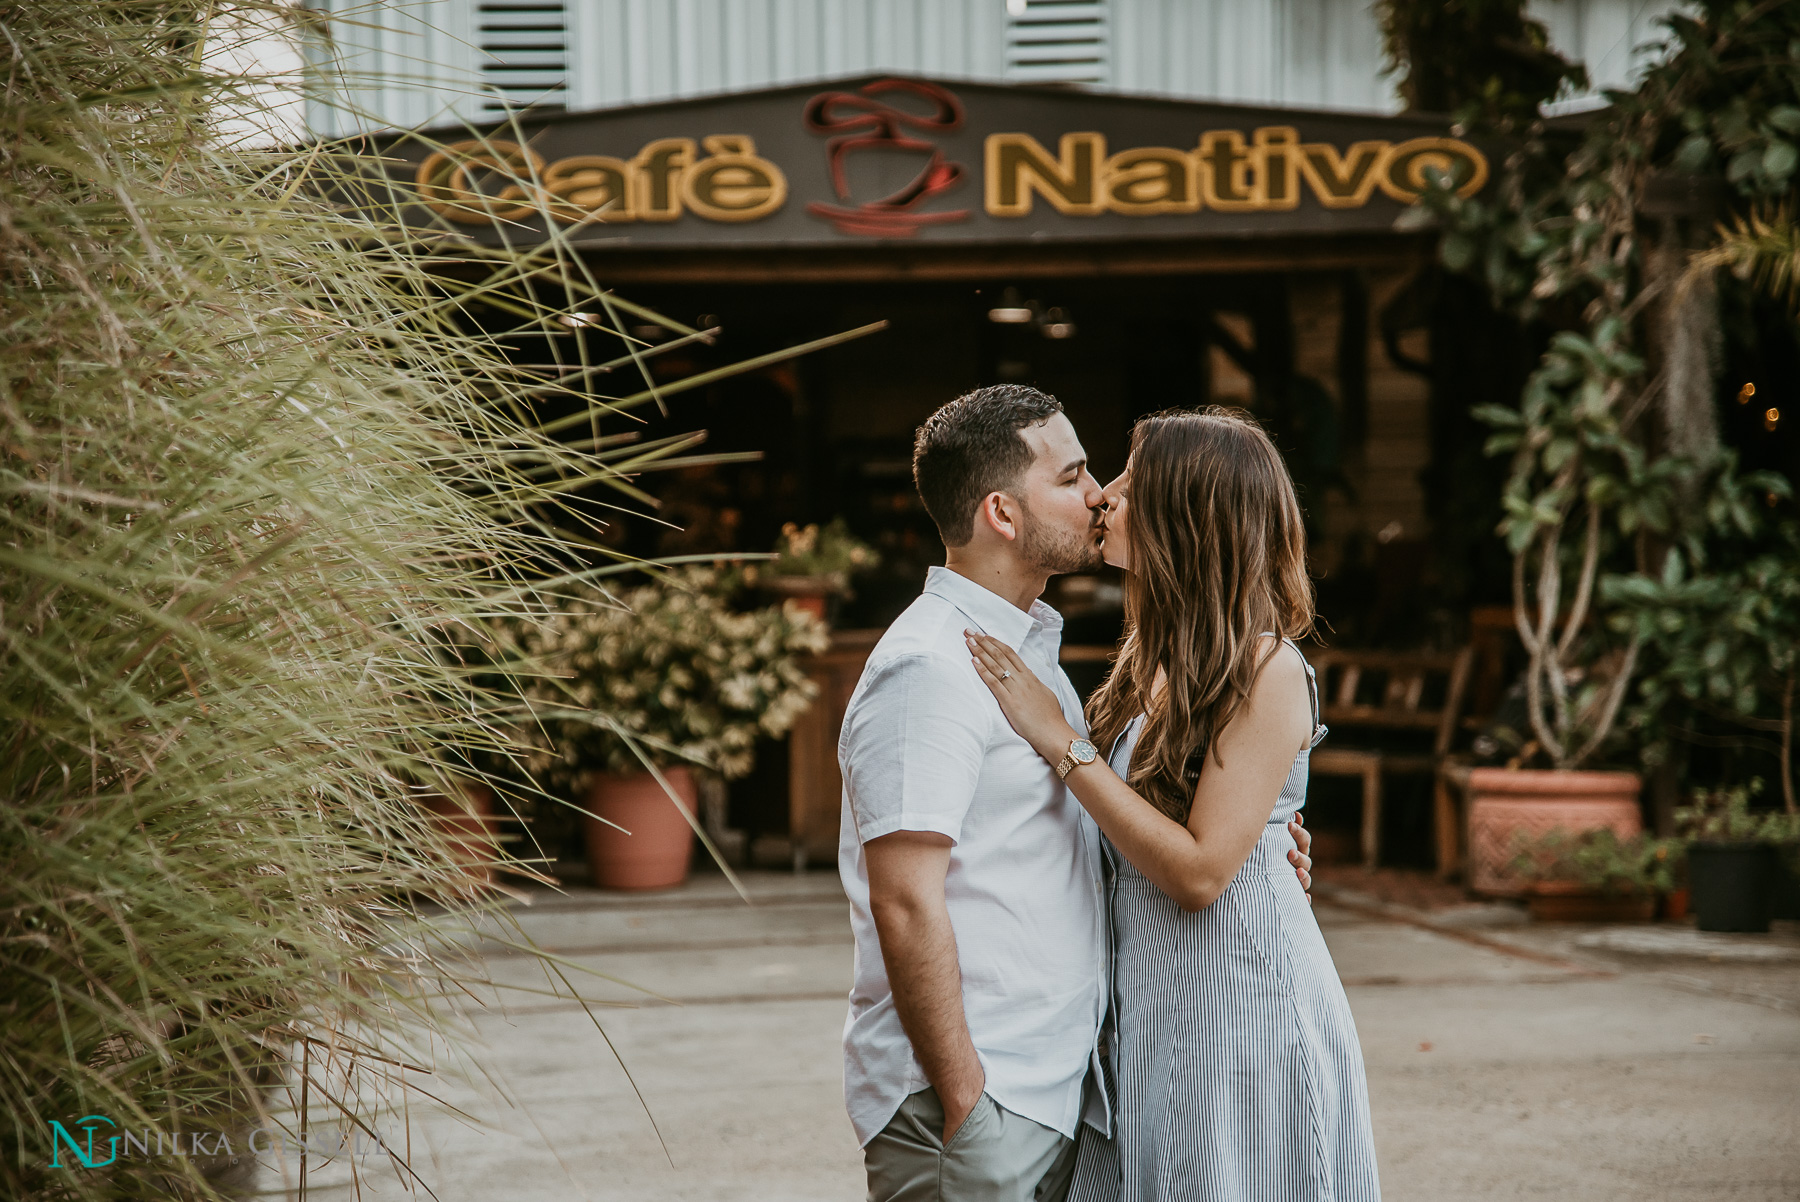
[[837, 567, 1109, 1145]]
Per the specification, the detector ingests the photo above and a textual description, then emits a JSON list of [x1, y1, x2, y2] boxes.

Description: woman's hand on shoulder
[[964, 630, 1079, 764]]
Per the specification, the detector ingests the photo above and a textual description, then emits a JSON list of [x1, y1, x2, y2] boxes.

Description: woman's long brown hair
[[1087, 408, 1316, 822]]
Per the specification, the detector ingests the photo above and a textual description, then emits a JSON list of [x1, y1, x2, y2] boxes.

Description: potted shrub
[[1675, 782, 1800, 933], [522, 566, 828, 889], [1607, 490, 1799, 928], [748, 518, 879, 625], [1460, 330, 1786, 901], [1459, 331, 1661, 894], [1509, 827, 1677, 923]]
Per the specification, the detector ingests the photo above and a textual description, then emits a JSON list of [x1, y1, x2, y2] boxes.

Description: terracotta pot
[[582, 768, 698, 891], [1527, 890, 1656, 923], [418, 780, 500, 889], [764, 575, 834, 625], [1465, 768, 1642, 897]]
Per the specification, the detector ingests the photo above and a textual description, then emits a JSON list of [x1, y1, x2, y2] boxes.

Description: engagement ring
[[999, 670, 1011, 680]]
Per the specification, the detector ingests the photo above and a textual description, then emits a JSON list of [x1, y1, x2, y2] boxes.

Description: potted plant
[[1459, 334, 1662, 894], [748, 519, 879, 624], [1674, 782, 1800, 933], [415, 776, 502, 892], [521, 566, 828, 889], [1509, 827, 1678, 923]]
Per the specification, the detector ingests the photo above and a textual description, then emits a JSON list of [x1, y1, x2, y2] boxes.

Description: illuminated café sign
[[419, 135, 788, 224], [982, 129, 1485, 216], [392, 74, 1489, 247]]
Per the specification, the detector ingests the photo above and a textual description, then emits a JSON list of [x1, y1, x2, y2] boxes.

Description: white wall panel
[[1531, 0, 1673, 103], [306, 0, 484, 137], [1278, 0, 1392, 112], [568, 0, 617, 107], [309, 0, 1683, 135]]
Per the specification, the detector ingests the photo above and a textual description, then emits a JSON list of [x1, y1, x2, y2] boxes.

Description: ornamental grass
[[0, 4, 867, 1197]]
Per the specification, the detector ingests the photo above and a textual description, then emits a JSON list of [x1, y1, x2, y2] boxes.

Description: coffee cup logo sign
[[417, 134, 787, 224], [409, 80, 1487, 236], [802, 79, 971, 237]]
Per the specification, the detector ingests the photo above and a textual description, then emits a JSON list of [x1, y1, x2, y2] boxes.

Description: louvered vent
[[477, 1, 568, 114], [1005, 0, 1109, 85]]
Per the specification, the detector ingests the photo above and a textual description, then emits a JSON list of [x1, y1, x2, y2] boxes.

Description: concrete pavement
[[259, 871, 1800, 1200]]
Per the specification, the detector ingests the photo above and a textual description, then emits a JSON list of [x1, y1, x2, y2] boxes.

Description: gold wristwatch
[[1056, 738, 1099, 781]]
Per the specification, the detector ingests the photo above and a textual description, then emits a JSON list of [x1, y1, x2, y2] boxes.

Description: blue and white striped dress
[[1070, 642, 1380, 1202]]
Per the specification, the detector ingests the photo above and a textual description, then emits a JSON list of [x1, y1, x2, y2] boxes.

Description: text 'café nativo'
[[385, 75, 1487, 642]]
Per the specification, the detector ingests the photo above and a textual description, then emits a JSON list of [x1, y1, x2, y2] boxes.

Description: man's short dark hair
[[912, 384, 1063, 547]]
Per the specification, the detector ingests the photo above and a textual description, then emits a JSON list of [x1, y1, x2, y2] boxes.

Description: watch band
[[1056, 738, 1097, 781]]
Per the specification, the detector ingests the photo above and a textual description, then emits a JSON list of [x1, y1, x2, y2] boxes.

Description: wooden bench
[[1306, 646, 1474, 871]]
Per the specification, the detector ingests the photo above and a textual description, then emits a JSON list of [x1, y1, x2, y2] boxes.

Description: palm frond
[[1690, 204, 1800, 308]]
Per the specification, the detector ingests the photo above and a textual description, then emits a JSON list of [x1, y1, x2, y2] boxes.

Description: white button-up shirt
[[838, 566, 1108, 1146]]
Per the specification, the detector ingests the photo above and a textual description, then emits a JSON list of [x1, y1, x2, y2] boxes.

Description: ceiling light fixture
[[987, 285, 1036, 324], [1041, 306, 1076, 339]]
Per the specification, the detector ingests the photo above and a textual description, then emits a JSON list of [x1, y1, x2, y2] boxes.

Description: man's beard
[[1019, 500, 1103, 575]]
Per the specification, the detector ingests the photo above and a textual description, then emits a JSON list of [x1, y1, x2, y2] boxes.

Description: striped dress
[[1070, 642, 1380, 1202]]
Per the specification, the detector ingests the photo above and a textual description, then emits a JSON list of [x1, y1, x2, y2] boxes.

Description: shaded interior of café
[[498, 258, 1795, 872]]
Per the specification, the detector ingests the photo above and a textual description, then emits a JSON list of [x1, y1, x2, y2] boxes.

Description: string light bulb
[[1738, 382, 1756, 404], [1765, 407, 1781, 432]]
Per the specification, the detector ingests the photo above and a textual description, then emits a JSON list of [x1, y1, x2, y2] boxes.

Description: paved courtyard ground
[[262, 870, 1800, 1201]]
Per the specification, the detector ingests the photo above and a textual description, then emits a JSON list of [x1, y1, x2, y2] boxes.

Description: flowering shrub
[[522, 566, 829, 788]]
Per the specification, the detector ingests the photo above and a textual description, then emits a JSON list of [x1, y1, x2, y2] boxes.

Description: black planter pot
[[1772, 844, 1800, 921], [1687, 841, 1777, 933]]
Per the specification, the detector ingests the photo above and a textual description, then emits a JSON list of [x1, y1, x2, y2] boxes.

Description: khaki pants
[[865, 1087, 1077, 1202]]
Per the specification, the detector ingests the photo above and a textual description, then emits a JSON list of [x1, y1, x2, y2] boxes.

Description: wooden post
[[787, 629, 883, 869]]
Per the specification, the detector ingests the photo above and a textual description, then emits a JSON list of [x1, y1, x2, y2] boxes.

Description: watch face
[[1071, 739, 1098, 763]]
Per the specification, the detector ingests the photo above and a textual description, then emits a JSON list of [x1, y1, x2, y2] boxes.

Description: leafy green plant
[[1383, 0, 1800, 770], [1610, 514, 1800, 812], [519, 567, 829, 788], [1376, 0, 1587, 128], [1510, 828, 1683, 895], [757, 518, 881, 594], [0, 5, 874, 1199], [1676, 779, 1800, 843]]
